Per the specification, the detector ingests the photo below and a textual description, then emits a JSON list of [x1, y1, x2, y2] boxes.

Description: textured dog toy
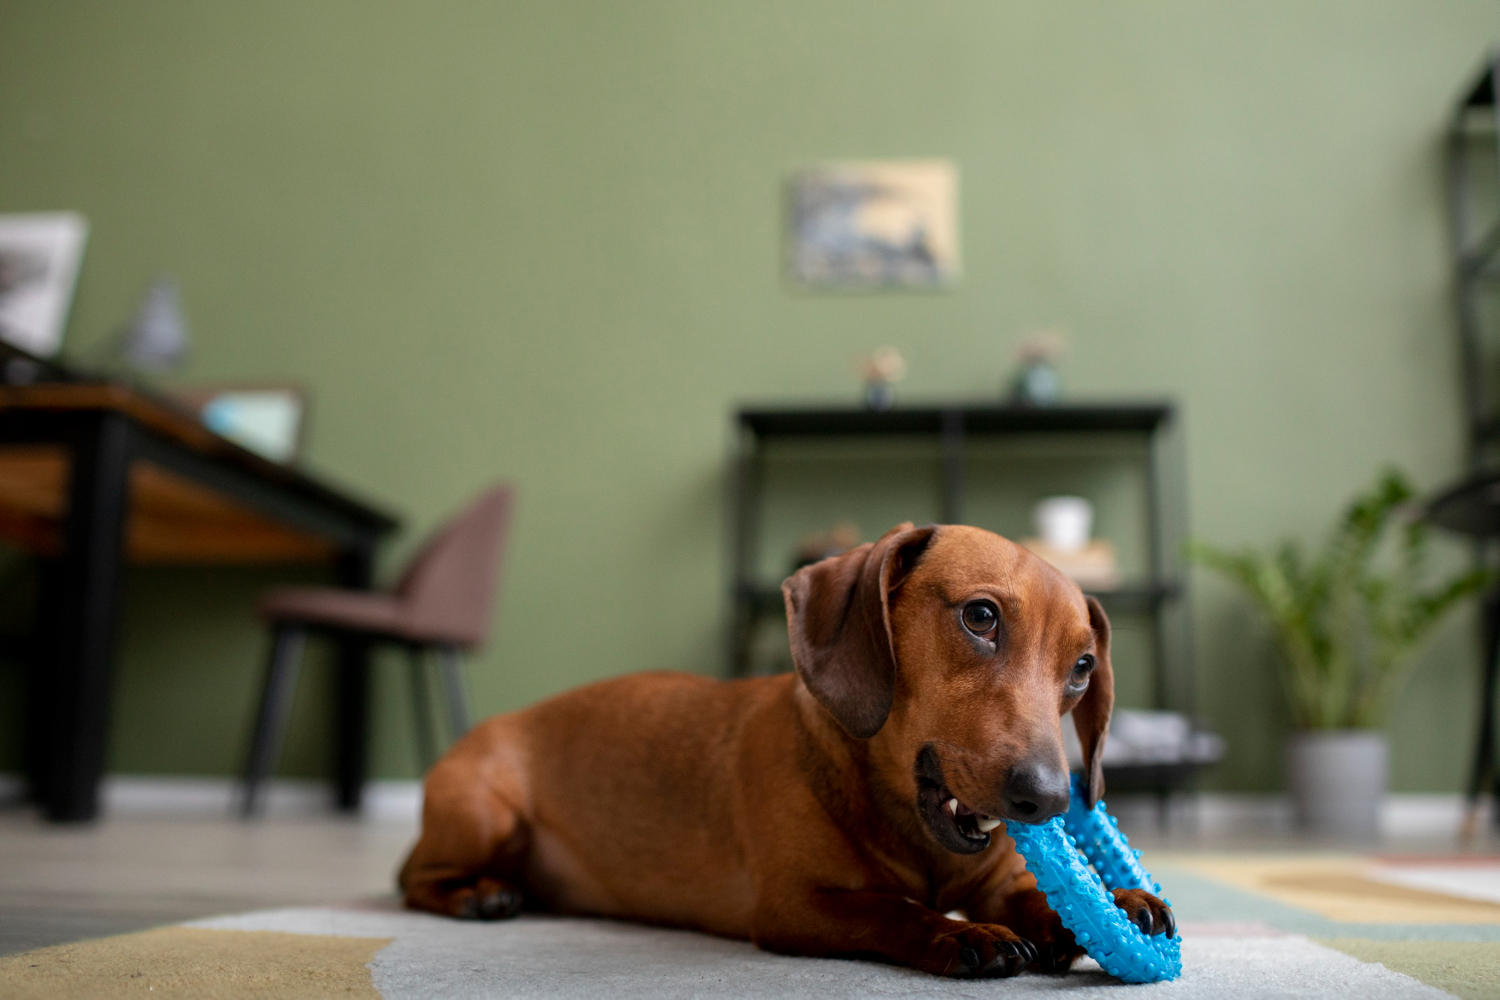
[[1005, 773, 1182, 983]]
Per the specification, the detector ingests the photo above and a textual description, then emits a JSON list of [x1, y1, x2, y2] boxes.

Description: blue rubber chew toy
[[1004, 773, 1182, 983]]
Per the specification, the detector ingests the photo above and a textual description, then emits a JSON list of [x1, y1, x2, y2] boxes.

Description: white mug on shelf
[[1034, 496, 1092, 553]]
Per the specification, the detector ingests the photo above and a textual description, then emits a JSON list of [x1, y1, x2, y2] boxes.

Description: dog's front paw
[[928, 923, 1037, 978], [1111, 888, 1176, 937], [455, 877, 523, 920], [408, 876, 523, 921], [1029, 939, 1084, 973], [1007, 885, 1084, 972]]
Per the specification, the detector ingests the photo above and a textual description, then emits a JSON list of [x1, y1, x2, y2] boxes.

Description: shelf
[[1090, 581, 1184, 614], [737, 579, 1181, 619], [1101, 760, 1212, 793], [1425, 467, 1500, 536], [738, 402, 1173, 440], [727, 397, 1193, 724]]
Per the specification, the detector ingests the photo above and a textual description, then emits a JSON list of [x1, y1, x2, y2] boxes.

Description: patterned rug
[[5, 853, 1500, 998]]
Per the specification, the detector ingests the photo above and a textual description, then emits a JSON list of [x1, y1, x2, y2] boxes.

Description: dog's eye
[[1068, 654, 1096, 690], [960, 600, 999, 637]]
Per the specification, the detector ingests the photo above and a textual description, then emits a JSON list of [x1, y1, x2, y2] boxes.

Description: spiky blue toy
[[1005, 773, 1182, 984]]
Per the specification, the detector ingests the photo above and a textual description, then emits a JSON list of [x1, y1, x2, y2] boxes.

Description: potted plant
[[1191, 470, 1488, 837]]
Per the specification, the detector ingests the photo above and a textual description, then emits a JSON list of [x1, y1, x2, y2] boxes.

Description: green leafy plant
[[1189, 469, 1489, 730]]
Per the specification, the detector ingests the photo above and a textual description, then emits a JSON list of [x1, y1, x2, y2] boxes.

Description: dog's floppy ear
[[1072, 595, 1115, 808], [782, 523, 935, 739]]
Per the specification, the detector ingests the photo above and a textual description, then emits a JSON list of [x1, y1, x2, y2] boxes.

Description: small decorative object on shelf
[[1023, 495, 1120, 590], [1064, 709, 1224, 770], [1008, 330, 1066, 405], [791, 523, 861, 571], [855, 346, 907, 410]]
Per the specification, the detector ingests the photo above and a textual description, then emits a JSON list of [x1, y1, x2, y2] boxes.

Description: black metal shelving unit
[[1448, 51, 1500, 468], [726, 401, 1204, 795], [1435, 52, 1500, 832]]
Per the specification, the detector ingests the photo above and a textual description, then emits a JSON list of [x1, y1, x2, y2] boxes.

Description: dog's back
[[409, 670, 792, 936]]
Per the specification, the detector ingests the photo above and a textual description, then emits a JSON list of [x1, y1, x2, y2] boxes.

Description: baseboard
[[0, 774, 1470, 837], [1107, 791, 1470, 838], [0, 773, 422, 823]]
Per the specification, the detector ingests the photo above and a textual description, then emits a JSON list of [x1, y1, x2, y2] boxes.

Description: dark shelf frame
[[1449, 50, 1500, 461], [726, 401, 1197, 739], [1442, 52, 1500, 831]]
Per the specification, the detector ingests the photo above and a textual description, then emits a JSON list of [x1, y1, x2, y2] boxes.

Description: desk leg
[[41, 413, 132, 822], [333, 544, 375, 812]]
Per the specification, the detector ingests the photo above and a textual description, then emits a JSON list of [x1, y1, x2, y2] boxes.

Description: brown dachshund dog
[[400, 523, 1174, 978]]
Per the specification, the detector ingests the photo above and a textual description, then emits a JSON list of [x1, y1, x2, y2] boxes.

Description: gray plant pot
[[1286, 730, 1388, 839]]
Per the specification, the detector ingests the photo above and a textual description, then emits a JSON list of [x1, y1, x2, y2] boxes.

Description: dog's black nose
[[1001, 760, 1070, 824]]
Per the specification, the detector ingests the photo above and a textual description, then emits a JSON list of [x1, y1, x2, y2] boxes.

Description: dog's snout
[[1001, 760, 1070, 824]]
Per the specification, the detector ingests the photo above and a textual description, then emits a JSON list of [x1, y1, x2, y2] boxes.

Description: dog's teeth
[[944, 798, 959, 815], [976, 816, 1002, 833]]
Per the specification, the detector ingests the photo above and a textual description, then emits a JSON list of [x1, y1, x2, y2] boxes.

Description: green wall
[[0, 0, 1496, 792]]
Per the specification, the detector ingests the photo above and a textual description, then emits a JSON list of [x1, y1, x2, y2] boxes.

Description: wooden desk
[[0, 381, 398, 822]]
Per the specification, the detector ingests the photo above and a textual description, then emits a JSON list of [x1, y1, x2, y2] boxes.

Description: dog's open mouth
[[915, 745, 1001, 855], [940, 790, 1003, 841]]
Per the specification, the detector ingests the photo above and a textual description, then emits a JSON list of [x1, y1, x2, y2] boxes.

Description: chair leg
[[437, 644, 471, 739], [407, 646, 437, 775], [240, 624, 307, 818]]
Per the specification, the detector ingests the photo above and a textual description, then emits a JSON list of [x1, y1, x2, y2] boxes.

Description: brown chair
[[239, 484, 514, 816]]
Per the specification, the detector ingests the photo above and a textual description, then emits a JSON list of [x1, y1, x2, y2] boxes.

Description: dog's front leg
[[972, 883, 1083, 973], [969, 878, 1176, 974], [752, 888, 1036, 978]]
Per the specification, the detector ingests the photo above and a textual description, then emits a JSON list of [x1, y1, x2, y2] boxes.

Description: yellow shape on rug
[[1179, 856, 1500, 924], [0, 926, 391, 999]]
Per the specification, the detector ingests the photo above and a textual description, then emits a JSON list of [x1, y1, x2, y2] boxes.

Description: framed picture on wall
[[0, 212, 88, 357], [787, 160, 958, 289], [169, 384, 308, 465]]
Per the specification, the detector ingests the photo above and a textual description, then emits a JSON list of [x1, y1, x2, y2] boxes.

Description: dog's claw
[[1131, 908, 1154, 936], [447, 880, 522, 921], [1113, 887, 1172, 939], [478, 887, 521, 920], [954, 936, 1035, 979], [989, 941, 1028, 978]]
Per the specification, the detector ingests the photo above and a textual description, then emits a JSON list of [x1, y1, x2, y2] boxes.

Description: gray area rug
[[193, 904, 1450, 999]]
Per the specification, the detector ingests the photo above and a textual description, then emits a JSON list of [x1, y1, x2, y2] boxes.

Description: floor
[[0, 805, 418, 957], [6, 796, 1500, 960], [12, 801, 1500, 998]]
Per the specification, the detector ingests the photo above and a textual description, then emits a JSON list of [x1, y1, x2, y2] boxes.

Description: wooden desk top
[[0, 383, 229, 448], [0, 381, 398, 564]]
